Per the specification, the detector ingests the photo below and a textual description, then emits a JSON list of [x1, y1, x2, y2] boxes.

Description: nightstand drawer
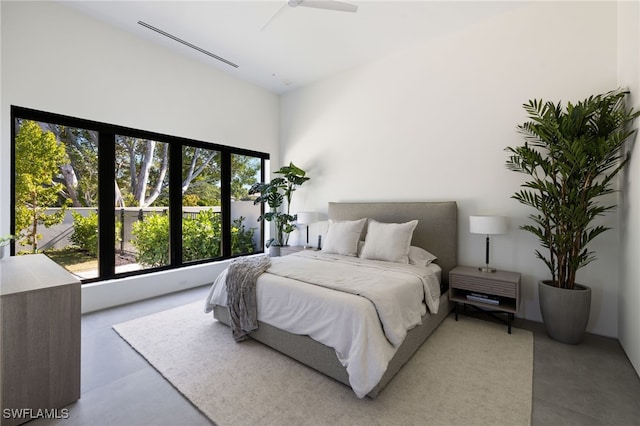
[[451, 274, 517, 298]]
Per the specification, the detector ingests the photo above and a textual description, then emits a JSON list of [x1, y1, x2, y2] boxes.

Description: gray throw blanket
[[225, 255, 271, 342]]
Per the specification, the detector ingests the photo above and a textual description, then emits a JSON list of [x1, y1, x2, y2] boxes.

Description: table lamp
[[296, 212, 318, 249], [469, 215, 507, 272]]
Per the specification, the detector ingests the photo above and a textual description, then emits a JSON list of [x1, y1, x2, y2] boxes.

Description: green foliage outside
[[230, 216, 256, 255], [131, 211, 256, 267], [13, 117, 262, 271], [15, 120, 69, 252], [182, 194, 200, 206], [113, 143, 259, 208], [70, 211, 122, 257], [70, 212, 100, 256], [131, 213, 171, 267], [48, 124, 99, 207], [231, 155, 262, 201], [182, 210, 222, 263]]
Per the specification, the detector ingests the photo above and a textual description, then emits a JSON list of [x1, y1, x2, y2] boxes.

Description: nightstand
[[449, 265, 521, 334]]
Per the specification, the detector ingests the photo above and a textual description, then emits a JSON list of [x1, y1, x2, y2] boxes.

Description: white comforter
[[204, 251, 441, 398]]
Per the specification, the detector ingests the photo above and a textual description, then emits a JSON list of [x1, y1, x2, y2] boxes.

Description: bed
[[205, 201, 457, 398]]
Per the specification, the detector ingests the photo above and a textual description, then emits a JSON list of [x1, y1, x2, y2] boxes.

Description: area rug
[[114, 301, 533, 426]]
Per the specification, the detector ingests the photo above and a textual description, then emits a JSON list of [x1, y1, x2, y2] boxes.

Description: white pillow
[[321, 218, 367, 257], [408, 246, 438, 266], [360, 219, 418, 263]]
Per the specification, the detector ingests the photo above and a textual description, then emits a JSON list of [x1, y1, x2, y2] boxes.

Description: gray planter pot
[[268, 245, 281, 257], [538, 280, 591, 344]]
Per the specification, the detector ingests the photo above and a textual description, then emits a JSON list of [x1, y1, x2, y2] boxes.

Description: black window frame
[[10, 105, 268, 284]]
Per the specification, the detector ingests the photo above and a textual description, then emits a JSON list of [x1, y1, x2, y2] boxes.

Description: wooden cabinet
[[1, 255, 81, 426], [449, 265, 521, 333]]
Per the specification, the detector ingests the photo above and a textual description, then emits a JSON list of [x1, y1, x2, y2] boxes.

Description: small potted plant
[[0, 234, 15, 259], [249, 162, 310, 256], [505, 88, 639, 344]]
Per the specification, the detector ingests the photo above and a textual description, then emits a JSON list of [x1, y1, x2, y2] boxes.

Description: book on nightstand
[[466, 293, 500, 305]]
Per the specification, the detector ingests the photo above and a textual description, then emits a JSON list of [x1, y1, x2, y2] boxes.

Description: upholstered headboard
[[328, 201, 458, 286]]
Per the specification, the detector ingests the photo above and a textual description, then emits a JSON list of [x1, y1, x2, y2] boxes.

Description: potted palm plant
[[505, 88, 639, 344], [249, 162, 310, 256]]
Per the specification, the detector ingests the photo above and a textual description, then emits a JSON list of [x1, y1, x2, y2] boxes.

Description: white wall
[[618, 1, 640, 375], [281, 2, 620, 336], [0, 1, 279, 312]]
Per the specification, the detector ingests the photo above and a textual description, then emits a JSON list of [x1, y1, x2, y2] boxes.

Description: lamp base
[[478, 265, 497, 273]]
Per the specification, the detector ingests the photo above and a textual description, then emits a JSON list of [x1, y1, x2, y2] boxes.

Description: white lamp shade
[[296, 211, 318, 225], [469, 215, 507, 235]]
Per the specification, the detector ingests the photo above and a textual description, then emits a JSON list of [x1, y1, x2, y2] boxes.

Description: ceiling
[[60, 1, 522, 94]]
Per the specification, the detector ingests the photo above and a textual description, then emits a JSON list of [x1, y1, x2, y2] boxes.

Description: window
[[10, 106, 268, 283], [116, 135, 172, 271], [181, 145, 222, 263], [230, 154, 263, 256]]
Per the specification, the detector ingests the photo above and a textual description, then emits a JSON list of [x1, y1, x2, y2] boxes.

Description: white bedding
[[204, 251, 442, 398]]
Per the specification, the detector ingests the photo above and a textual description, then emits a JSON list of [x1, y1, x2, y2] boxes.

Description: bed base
[[213, 295, 453, 398]]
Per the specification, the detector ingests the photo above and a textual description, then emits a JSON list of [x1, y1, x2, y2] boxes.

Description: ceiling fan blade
[[260, 2, 290, 32], [289, 0, 358, 13], [263, 0, 357, 31]]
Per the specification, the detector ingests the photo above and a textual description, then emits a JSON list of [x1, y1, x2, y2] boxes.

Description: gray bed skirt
[[213, 294, 453, 398]]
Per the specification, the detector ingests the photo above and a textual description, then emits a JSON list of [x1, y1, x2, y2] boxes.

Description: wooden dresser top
[[0, 254, 80, 296]]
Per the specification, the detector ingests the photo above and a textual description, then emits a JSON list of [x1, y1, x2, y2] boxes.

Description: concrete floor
[[31, 285, 640, 426]]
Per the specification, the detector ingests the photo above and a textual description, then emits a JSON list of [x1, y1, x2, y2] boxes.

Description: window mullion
[[169, 143, 183, 265], [221, 151, 231, 257], [98, 132, 116, 278]]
